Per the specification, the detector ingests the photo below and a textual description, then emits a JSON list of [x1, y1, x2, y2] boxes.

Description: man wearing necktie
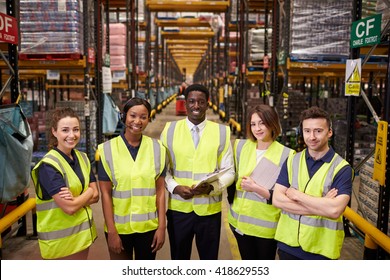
[[191, 125, 200, 148], [161, 84, 235, 260]]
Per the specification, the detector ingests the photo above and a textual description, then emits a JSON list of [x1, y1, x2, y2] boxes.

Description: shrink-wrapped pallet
[[19, 0, 84, 58], [376, 0, 390, 31], [290, 0, 352, 60], [249, 28, 272, 62]]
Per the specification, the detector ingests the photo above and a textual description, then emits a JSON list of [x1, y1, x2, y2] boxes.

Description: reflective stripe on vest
[[115, 212, 158, 223], [235, 139, 246, 172], [102, 141, 117, 186], [45, 154, 70, 188], [281, 212, 344, 231], [38, 220, 92, 240], [112, 188, 156, 199], [229, 207, 278, 229], [236, 189, 266, 203]]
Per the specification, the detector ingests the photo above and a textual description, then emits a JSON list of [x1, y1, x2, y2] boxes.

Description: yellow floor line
[[222, 199, 241, 260]]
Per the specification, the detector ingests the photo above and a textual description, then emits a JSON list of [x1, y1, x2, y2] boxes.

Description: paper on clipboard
[[250, 157, 281, 190], [193, 167, 230, 189]]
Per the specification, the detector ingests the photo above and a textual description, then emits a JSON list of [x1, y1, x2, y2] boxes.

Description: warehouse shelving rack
[[218, 0, 273, 137], [0, 0, 36, 258]]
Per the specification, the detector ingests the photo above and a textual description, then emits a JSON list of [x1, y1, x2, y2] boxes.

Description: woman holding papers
[[228, 104, 294, 260], [98, 97, 167, 260]]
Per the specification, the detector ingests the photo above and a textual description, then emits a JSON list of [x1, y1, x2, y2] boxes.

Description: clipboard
[[250, 157, 281, 190], [193, 167, 231, 189]]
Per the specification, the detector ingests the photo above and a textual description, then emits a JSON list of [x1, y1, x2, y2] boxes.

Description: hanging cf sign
[[0, 12, 18, 44], [350, 14, 382, 48]]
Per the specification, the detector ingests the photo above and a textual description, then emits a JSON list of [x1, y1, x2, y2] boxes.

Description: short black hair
[[183, 84, 209, 100], [123, 97, 152, 118]]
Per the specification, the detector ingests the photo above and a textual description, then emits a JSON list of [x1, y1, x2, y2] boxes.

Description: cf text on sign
[[350, 14, 382, 48], [0, 12, 18, 45]]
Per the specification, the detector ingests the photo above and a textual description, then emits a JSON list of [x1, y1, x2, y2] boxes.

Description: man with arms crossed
[[273, 106, 353, 260]]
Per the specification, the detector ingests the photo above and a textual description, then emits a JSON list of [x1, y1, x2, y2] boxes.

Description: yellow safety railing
[[343, 206, 390, 254], [219, 110, 226, 119], [0, 197, 36, 249], [150, 109, 157, 119], [229, 118, 242, 133]]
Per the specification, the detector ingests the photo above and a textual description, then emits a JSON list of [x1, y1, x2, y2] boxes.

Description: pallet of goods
[[19, 0, 84, 60]]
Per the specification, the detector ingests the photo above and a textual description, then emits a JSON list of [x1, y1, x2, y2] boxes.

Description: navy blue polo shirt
[[37, 147, 96, 200], [275, 147, 353, 260], [98, 132, 166, 181]]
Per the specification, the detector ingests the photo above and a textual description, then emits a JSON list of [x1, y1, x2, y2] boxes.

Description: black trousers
[[105, 230, 156, 260], [167, 209, 221, 260], [277, 249, 302, 260], [231, 226, 277, 260]]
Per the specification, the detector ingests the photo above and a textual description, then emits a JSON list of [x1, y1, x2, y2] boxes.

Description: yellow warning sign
[[373, 121, 388, 185], [345, 59, 361, 96]]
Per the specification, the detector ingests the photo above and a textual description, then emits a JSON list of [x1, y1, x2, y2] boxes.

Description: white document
[[250, 157, 281, 190], [193, 167, 231, 188]]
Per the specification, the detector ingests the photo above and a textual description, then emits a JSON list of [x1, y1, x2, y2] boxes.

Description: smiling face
[[52, 116, 80, 155], [302, 118, 332, 155], [124, 104, 150, 135], [250, 113, 273, 144], [185, 90, 208, 125]]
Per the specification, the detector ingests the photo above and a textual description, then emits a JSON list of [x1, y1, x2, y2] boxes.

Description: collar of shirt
[[120, 129, 142, 150], [306, 147, 335, 172], [53, 147, 77, 167], [186, 118, 207, 137], [305, 147, 336, 178], [305, 146, 335, 163]]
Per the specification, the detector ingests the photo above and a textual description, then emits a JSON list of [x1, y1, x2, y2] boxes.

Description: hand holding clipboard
[[192, 167, 231, 195], [193, 167, 231, 189]]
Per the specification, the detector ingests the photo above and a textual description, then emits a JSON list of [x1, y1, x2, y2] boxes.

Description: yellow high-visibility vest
[[229, 140, 293, 238], [161, 120, 230, 216], [98, 135, 166, 233]]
